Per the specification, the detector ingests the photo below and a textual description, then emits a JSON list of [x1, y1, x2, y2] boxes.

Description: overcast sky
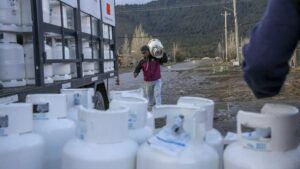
[[115, 0, 154, 5]]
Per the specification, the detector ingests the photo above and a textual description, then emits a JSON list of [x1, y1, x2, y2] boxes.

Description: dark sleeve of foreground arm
[[242, 0, 300, 98]]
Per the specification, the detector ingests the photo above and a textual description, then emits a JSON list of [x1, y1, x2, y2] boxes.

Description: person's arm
[[159, 53, 168, 65], [242, 0, 300, 98], [134, 59, 143, 78]]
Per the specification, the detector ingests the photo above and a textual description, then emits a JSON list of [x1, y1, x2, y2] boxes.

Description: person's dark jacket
[[134, 53, 168, 82], [242, 0, 300, 98]]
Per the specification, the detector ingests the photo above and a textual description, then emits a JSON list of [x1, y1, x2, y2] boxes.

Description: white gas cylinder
[[0, 33, 26, 87], [0, 0, 21, 30], [110, 62, 115, 71], [177, 97, 224, 169], [26, 94, 76, 169], [82, 42, 95, 76], [79, 0, 100, 19], [148, 39, 164, 59], [104, 44, 110, 59], [21, 0, 32, 30], [52, 42, 72, 81], [69, 42, 78, 78], [50, 1, 67, 27], [104, 62, 108, 72], [21, 0, 49, 29], [137, 104, 219, 169], [81, 14, 91, 34], [94, 62, 99, 74], [43, 0, 50, 23], [110, 96, 153, 145], [24, 38, 53, 84], [44, 43, 54, 81], [104, 61, 114, 72], [103, 24, 109, 39], [61, 88, 95, 121], [0, 103, 44, 169], [110, 50, 114, 59], [109, 26, 113, 40], [62, 106, 138, 169], [109, 89, 154, 130], [224, 104, 300, 169]]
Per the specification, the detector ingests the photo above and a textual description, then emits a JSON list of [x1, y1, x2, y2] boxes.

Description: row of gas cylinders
[[0, 0, 114, 40], [0, 88, 300, 169], [0, 32, 114, 87], [0, 0, 113, 33]]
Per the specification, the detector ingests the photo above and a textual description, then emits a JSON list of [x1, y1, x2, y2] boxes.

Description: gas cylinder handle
[[237, 110, 299, 152], [237, 111, 273, 142], [238, 111, 273, 131]]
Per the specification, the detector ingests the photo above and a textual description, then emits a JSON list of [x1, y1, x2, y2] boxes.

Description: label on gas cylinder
[[243, 141, 270, 152], [0, 115, 8, 136], [73, 93, 81, 106], [77, 120, 87, 140], [148, 128, 191, 156], [33, 103, 49, 120], [128, 112, 138, 129]]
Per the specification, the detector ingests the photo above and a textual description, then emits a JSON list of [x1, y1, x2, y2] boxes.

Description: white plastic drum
[[26, 94, 76, 169], [224, 104, 300, 169], [137, 104, 219, 169], [110, 96, 153, 145], [0, 103, 44, 169], [62, 106, 138, 169], [0, 33, 26, 87], [52, 42, 72, 81]]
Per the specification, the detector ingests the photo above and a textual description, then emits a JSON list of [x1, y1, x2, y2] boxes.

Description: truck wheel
[[94, 82, 109, 110]]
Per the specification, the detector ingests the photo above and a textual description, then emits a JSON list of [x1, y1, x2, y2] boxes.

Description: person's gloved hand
[[133, 72, 138, 78]]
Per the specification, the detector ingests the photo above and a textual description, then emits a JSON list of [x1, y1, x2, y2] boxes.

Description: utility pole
[[221, 10, 230, 62], [233, 0, 240, 64], [173, 42, 178, 63]]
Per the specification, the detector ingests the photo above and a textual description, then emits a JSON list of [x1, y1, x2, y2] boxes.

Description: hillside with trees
[[116, 0, 268, 63]]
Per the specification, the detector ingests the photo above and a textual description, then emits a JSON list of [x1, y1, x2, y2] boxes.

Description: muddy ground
[[109, 59, 300, 136]]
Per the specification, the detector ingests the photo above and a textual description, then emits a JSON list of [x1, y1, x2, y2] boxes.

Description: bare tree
[[120, 34, 130, 56], [130, 24, 152, 64]]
